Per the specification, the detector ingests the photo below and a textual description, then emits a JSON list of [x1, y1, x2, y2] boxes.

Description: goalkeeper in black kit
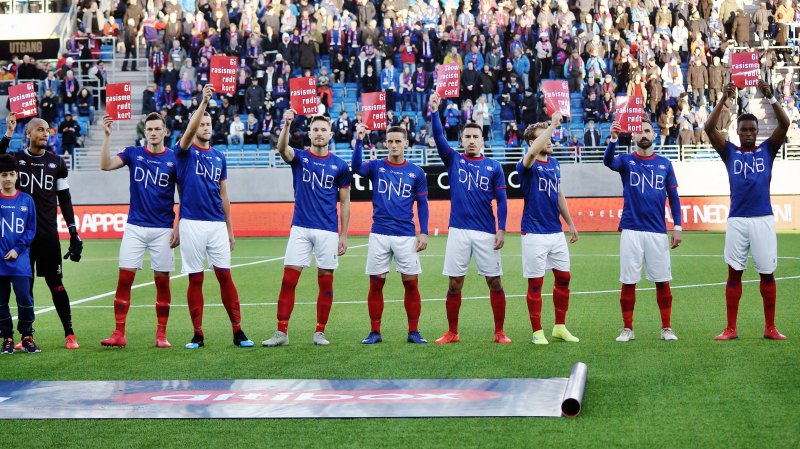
[[1, 113, 83, 349]]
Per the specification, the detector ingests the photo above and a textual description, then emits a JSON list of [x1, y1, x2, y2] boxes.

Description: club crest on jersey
[[48, 163, 56, 168]]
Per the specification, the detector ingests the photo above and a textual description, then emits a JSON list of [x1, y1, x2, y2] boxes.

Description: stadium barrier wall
[[56, 195, 800, 239]]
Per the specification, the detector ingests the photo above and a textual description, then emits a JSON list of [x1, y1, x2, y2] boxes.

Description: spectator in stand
[[474, 95, 491, 140], [58, 113, 80, 156], [399, 66, 414, 112], [228, 114, 245, 150], [150, 44, 168, 86], [362, 63, 379, 93], [413, 65, 429, 115], [443, 103, 461, 141], [298, 34, 317, 72], [258, 110, 279, 148], [272, 77, 289, 118], [40, 89, 59, 126], [677, 121, 696, 150], [583, 91, 606, 124], [142, 84, 157, 115], [461, 61, 480, 104], [479, 65, 497, 109], [381, 59, 399, 112], [317, 66, 333, 109], [331, 53, 348, 83], [162, 63, 180, 92], [686, 59, 709, 107], [583, 77, 601, 100], [244, 113, 259, 145], [565, 49, 585, 92], [61, 70, 80, 117], [520, 90, 538, 127], [76, 88, 95, 125], [504, 123, 520, 148], [658, 107, 675, 145], [647, 73, 663, 118], [177, 72, 194, 104], [38, 71, 61, 101], [753, 3, 773, 42], [627, 72, 648, 105], [160, 84, 177, 109], [244, 77, 265, 121], [513, 48, 531, 90], [584, 120, 602, 149], [334, 111, 353, 144], [399, 35, 418, 73]]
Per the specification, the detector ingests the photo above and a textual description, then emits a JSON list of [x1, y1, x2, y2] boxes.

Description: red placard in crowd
[[289, 76, 319, 116], [105, 82, 132, 120], [541, 80, 571, 117], [362, 91, 387, 130], [435, 63, 461, 98], [210, 55, 238, 94], [8, 82, 38, 119], [615, 96, 645, 133], [731, 52, 760, 88]]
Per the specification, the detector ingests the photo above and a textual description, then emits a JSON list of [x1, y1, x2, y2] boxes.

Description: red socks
[[760, 273, 777, 328], [725, 266, 743, 329], [445, 291, 461, 333], [316, 273, 334, 333], [187, 272, 205, 336], [154, 273, 170, 335], [113, 269, 136, 334], [276, 267, 301, 333], [552, 270, 571, 325], [367, 275, 386, 333], [526, 277, 544, 332], [620, 283, 636, 329], [214, 268, 242, 333], [489, 289, 506, 332], [655, 282, 673, 328], [403, 278, 421, 333]]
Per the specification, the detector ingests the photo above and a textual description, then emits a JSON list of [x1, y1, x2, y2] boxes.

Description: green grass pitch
[[1, 232, 798, 448]]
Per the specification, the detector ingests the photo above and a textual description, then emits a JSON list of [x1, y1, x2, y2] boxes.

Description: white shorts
[[366, 233, 421, 275], [443, 227, 502, 277], [179, 219, 231, 274], [118, 223, 175, 272], [284, 226, 339, 270], [619, 230, 671, 284], [724, 216, 777, 274], [521, 232, 570, 278]]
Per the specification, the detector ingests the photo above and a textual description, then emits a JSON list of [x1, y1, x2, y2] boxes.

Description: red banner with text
[[615, 96, 645, 133], [542, 80, 571, 118], [8, 82, 38, 118], [731, 52, 760, 88], [105, 82, 132, 120], [435, 63, 461, 98], [362, 91, 387, 130], [210, 55, 238, 94], [289, 76, 319, 116]]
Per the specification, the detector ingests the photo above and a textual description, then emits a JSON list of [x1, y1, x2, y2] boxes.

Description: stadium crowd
[[6, 0, 800, 154]]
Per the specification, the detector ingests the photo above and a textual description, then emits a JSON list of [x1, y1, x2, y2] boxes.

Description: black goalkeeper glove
[[64, 226, 83, 262]]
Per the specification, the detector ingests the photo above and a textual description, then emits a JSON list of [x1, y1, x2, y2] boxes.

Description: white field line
[[59, 275, 800, 311]]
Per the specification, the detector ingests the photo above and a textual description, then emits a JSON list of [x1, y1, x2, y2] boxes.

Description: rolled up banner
[[561, 362, 588, 418]]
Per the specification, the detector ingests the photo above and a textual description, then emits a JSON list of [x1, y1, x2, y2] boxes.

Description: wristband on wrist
[[674, 225, 682, 231], [769, 97, 778, 105]]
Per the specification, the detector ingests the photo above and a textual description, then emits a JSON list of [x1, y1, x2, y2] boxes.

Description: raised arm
[[275, 109, 296, 164], [428, 93, 454, 164], [179, 83, 214, 151], [758, 80, 791, 155], [603, 121, 624, 171], [351, 123, 369, 176], [0, 113, 16, 154], [522, 112, 562, 169], [100, 115, 125, 171], [705, 82, 736, 154]]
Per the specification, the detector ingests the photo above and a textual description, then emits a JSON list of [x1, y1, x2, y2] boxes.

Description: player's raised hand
[[757, 80, 774, 99], [283, 109, 296, 126], [494, 230, 505, 250], [201, 83, 214, 104], [4, 249, 18, 260], [5, 112, 16, 136], [428, 93, 441, 112], [355, 123, 367, 140], [338, 234, 348, 256], [610, 121, 622, 140], [671, 229, 682, 249], [102, 115, 113, 136], [415, 233, 428, 252], [724, 83, 737, 100], [551, 111, 563, 128], [568, 224, 578, 244]]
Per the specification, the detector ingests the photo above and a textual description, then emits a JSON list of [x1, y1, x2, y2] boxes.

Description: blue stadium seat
[[335, 142, 350, 150], [242, 144, 258, 152], [8, 139, 22, 152]]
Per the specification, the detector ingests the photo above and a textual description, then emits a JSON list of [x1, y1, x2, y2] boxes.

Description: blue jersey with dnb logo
[[290, 148, 351, 233], [0, 191, 36, 277], [175, 144, 227, 222], [431, 113, 506, 234], [517, 157, 563, 234], [117, 146, 177, 228], [353, 142, 428, 237], [719, 141, 777, 218], [604, 141, 680, 234]]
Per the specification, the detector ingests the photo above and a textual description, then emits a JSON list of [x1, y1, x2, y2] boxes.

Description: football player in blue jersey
[[98, 112, 178, 348], [706, 81, 790, 341], [352, 123, 430, 345], [428, 93, 511, 344], [605, 116, 683, 342], [517, 113, 581, 345]]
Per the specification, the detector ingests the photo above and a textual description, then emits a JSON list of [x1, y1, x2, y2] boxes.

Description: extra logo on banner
[[615, 96, 645, 133], [289, 76, 319, 116], [362, 91, 387, 130], [731, 52, 760, 88], [105, 82, 132, 120], [542, 80, 571, 117], [436, 63, 460, 98], [8, 82, 38, 118], [210, 55, 238, 94]]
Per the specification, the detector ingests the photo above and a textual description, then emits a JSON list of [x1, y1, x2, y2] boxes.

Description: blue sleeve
[[495, 187, 508, 232], [351, 139, 370, 177], [666, 164, 682, 227], [416, 195, 429, 235], [603, 140, 624, 171], [338, 160, 352, 188], [430, 111, 454, 165], [221, 154, 228, 181], [289, 148, 301, 167], [13, 197, 36, 255], [173, 142, 190, 156], [117, 147, 132, 166]]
